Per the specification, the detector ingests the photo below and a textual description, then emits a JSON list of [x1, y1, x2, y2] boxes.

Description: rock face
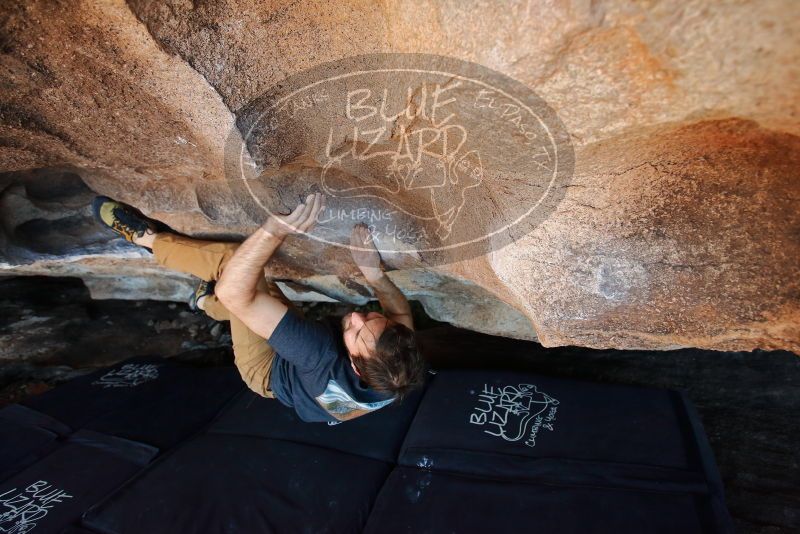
[[1, 0, 798, 351]]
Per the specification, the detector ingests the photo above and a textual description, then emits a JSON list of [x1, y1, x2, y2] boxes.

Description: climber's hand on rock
[[263, 193, 325, 239], [350, 223, 383, 281]]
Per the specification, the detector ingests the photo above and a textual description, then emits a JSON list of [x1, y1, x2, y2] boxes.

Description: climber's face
[[341, 311, 390, 363]]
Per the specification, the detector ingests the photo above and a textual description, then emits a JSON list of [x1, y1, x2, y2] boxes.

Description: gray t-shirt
[[268, 311, 395, 423]]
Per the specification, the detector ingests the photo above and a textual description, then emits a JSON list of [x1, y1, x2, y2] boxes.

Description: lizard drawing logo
[[226, 53, 574, 265], [469, 383, 559, 447], [320, 87, 484, 240]]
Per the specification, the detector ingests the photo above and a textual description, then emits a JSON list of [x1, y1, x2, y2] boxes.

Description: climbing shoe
[[92, 196, 157, 244], [189, 280, 216, 313]]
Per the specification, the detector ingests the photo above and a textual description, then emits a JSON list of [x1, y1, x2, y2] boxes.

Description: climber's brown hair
[[350, 321, 426, 400]]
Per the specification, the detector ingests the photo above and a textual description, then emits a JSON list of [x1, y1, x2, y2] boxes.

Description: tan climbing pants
[[152, 233, 296, 398]]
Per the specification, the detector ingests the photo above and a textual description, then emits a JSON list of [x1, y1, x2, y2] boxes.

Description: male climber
[[93, 193, 426, 423]]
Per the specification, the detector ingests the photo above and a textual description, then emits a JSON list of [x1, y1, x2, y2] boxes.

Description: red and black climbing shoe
[[189, 280, 216, 313], [92, 196, 157, 244]]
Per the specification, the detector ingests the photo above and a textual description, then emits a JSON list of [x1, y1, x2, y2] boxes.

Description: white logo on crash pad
[[92, 363, 160, 389], [0, 480, 73, 533], [469, 383, 559, 447]]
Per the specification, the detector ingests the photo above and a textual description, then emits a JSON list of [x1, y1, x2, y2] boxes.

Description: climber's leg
[[201, 294, 230, 321], [158, 238, 301, 398], [152, 233, 240, 282], [92, 196, 298, 398], [201, 281, 300, 398]]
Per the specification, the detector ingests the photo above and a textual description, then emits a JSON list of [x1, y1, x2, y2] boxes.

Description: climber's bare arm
[[215, 229, 287, 338], [349, 224, 414, 331], [217, 194, 325, 338]]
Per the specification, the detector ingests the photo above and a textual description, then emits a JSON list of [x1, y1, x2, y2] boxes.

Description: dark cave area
[[1, 275, 797, 532]]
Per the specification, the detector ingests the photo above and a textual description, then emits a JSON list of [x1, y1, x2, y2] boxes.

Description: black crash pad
[[21, 357, 175, 428], [60, 526, 102, 533], [3, 361, 732, 533], [401, 370, 716, 483], [394, 370, 732, 531], [83, 434, 392, 534], [364, 467, 732, 534], [21, 357, 243, 450], [0, 404, 71, 482], [208, 386, 424, 462], [0, 430, 156, 534]]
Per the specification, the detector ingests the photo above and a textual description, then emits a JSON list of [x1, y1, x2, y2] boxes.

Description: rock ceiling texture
[[0, 0, 798, 352]]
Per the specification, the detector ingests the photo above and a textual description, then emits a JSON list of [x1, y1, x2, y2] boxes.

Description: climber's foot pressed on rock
[[92, 196, 158, 248], [189, 280, 215, 313]]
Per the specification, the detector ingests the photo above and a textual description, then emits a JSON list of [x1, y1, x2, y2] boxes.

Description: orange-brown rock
[[1, 0, 798, 352]]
